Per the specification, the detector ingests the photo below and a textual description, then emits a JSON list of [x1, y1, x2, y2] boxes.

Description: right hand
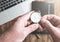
[[40, 15, 60, 42]]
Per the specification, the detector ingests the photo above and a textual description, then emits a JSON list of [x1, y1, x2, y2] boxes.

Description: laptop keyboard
[[0, 0, 25, 12]]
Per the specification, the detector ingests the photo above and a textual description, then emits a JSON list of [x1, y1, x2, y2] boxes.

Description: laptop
[[0, 0, 34, 25]]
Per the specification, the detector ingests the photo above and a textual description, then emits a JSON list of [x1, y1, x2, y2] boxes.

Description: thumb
[[40, 18, 55, 32], [26, 24, 39, 33]]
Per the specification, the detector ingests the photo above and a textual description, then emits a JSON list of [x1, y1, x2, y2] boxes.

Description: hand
[[0, 11, 40, 42], [40, 15, 60, 42]]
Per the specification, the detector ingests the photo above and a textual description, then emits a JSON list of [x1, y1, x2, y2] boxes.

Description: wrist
[[0, 28, 27, 42], [11, 27, 29, 41], [11, 28, 27, 42]]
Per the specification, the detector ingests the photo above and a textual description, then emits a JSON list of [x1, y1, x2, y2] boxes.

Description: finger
[[48, 15, 60, 26], [26, 24, 39, 33], [40, 18, 55, 32], [37, 25, 43, 32], [42, 15, 60, 26], [25, 21, 32, 27]]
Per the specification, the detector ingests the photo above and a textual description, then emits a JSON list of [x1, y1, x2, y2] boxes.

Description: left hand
[[0, 11, 42, 42], [12, 11, 39, 41]]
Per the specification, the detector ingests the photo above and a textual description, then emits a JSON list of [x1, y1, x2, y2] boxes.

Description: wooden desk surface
[[0, 0, 60, 42]]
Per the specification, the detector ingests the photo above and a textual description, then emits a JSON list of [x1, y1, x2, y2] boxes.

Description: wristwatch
[[30, 11, 41, 23]]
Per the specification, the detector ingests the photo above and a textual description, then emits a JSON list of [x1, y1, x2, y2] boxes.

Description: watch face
[[30, 12, 41, 23]]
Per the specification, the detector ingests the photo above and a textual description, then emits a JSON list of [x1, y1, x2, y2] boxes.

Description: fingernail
[[34, 24, 39, 28]]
